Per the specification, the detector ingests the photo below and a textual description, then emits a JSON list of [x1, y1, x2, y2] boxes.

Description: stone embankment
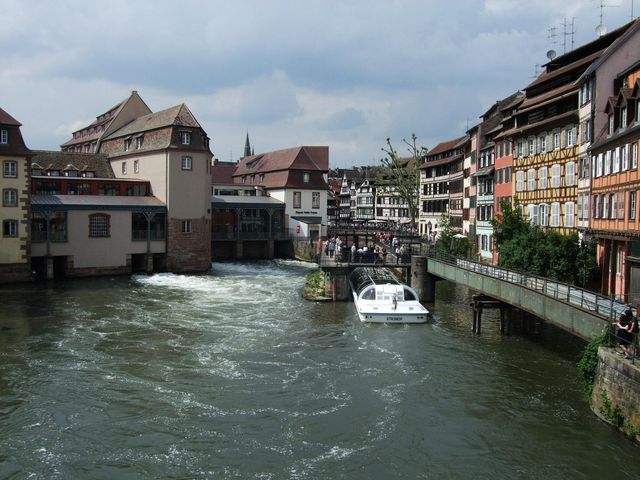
[[592, 348, 640, 442]]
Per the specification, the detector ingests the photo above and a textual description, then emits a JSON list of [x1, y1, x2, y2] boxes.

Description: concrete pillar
[[267, 240, 275, 259], [46, 257, 54, 280], [411, 255, 436, 303], [235, 241, 243, 259], [146, 254, 154, 273]]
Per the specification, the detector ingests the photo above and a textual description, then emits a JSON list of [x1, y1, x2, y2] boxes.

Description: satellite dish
[[596, 23, 607, 37], [546, 49, 557, 60]]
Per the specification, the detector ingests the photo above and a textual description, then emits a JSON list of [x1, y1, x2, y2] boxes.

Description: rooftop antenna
[[631, 0, 636, 18], [562, 17, 576, 53], [546, 26, 558, 61], [595, 0, 617, 37]]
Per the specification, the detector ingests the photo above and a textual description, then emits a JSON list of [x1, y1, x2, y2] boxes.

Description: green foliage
[[577, 332, 608, 400], [492, 199, 598, 285], [379, 134, 427, 229], [433, 213, 476, 258], [599, 389, 625, 427], [305, 270, 327, 299]]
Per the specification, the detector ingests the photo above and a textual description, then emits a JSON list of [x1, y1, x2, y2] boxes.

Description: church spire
[[244, 132, 252, 158]]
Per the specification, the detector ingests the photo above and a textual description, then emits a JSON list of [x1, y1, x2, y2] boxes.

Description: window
[[293, 191, 302, 208], [527, 168, 536, 191], [621, 107, 627, 129], [181, 156, 192, 170], [583, 194, 590, 221], [122, 162, 127, 175], [538, 167, 548, 189], [551, 202, 560, 227], [181, 132, 191, 145], [604, 151, 611, 175], [617, 191, 625, 219], [2, 188, 17, 206], [630, 191, 637, 220], [565, 127, 575, 147], [182, 220, 192, 233], [539, 134, 547, 154], [3, 219, 17, 237], [551, 164, 561, 188], [593, 195, 600, 219], [259, 174, 264, 183], [242, 176, 246, 184], [539, 203, 548, 227], [553, 131, 561, 150], [89, 214, 110, 237], [134, 160, 139, 174], [3, 160, 17, 178], [565, 161, 575, 187], [528, 138, 535, 156], [303, 172, 310, 183], [0, 129, 7, 144], [622, 145, 629, 171], [312, 192, 320, 209], [632, 143, 638, 169], [515, 170, 525, 192], [528, 204, 539, 225], [124, 138, 131, 151], [613, 147, 620, 173], [609, 115, 614, 134], [564, 202, 575, 228], [603, 194, 609, 219], [517, 141, 523, 158], [135, 136, 144, 149]]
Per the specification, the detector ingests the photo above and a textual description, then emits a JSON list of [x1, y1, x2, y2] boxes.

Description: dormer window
[[181, 132, 191, 145], [621, 107, 627, 129], [609, 115, 614, 134], [0, 129, 7, 144], [259, 174, 264, 183], [82, 171, 95, 178], [303, 172, 310, 183], [124, 138, 131, 151], [135, 135, 144, 149]]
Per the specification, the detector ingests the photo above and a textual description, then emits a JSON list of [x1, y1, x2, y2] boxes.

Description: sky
[[1, 0, 638, 168]]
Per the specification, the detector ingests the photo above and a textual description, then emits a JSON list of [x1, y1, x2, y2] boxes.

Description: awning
[[291, 216, 322, 224], [471, 166, 495, 177]]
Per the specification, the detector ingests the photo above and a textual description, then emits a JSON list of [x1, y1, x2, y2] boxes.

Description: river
[[0, 260, 638, 479]]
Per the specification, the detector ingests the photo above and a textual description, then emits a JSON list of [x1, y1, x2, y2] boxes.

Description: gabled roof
[[234, 146, 329, 176], [104, 104, 201, 139], [31, 150, 114, 178], [211, 160, 238, 185], [425, 135, 467, 158], [579, 18, 640, 82], [0, 108, 21, 126]]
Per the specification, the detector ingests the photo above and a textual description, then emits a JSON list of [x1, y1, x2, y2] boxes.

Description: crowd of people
[[316, 234, 412, 265]]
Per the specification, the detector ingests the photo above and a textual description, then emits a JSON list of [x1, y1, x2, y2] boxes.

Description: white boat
[[348, 267, 430, 323]]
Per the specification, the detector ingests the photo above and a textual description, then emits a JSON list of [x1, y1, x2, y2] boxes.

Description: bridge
[[317, 246, 623, 341], [425, 254, 623, 341]]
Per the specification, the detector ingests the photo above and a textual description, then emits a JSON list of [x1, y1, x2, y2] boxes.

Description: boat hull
[[351, 291, 429, 324]]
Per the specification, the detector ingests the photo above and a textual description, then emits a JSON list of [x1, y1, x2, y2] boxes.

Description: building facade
[[0, 108, 32, 282]]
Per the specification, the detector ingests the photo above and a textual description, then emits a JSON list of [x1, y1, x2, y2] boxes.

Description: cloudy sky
[[1, 0, 637, 167]]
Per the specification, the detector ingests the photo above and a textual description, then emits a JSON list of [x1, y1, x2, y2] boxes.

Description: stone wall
[[591, 347, 640, 442], [0, 263, 32, 283]]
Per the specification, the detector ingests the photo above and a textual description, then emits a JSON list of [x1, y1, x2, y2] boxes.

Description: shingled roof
[[31, 150, 115, 178], [104, 104, 201, 140], [0, 108, 22, 126], [234, 146, 329, 176]]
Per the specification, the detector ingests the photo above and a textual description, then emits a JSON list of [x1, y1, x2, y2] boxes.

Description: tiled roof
[[519, 83, 577, 112], [526, 51, 601, 91], [211, 161, 238, 185], [31, 150, 115, 178], [104, 104, 201, 140], [0, 108, 22, 126], [426, 135, 467, 157], [235, 146, 329, 175]]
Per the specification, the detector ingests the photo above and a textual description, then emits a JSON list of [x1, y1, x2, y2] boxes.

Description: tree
[[434, 212, 475, 258], [379, 134, 427, 229], [492, 199, 599, 285]]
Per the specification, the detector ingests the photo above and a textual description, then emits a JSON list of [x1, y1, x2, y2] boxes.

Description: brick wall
[[167, 216, 211, 272]]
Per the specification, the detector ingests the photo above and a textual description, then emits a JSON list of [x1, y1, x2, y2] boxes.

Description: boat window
[[362, 287, 375, 300], [403, 287, 417, 301]]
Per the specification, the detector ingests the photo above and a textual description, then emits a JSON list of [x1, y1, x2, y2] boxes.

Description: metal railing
[[428, 252, 631, 322]]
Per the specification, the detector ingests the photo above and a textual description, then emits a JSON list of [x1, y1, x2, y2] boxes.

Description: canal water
[[0, 260, 638, 479]]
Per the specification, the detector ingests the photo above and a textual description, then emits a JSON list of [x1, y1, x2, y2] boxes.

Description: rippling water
[[1, 260, 639, 479]]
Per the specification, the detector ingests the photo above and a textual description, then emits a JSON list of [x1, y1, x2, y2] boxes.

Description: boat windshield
[[349, 267, 401, 297]]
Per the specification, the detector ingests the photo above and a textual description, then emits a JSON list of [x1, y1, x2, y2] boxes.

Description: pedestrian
[[395, 245, 400, 264]]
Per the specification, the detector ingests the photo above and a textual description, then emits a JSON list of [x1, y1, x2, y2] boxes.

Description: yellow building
[[0, 108, 32, 282]]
